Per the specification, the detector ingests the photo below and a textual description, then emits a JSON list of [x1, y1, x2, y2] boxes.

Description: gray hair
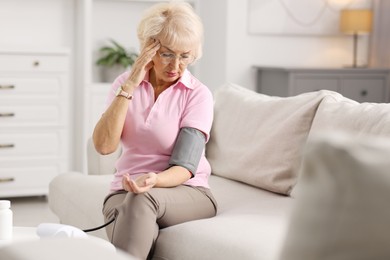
[[137, 1, 203, 61]]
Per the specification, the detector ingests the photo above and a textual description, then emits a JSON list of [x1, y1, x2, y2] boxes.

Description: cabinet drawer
[[0, 132, 60, 157], [0, 77, 61, 96], [255, 67, 390, 103], [340, 78, 387, 103], [0, 165, 59, 197], [293, 77, 339, 95], [0, 54, 68, 72], [0, 105, 60, 126]]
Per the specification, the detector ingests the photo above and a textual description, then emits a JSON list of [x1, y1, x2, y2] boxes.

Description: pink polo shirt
[[106, 69, 214, 192]]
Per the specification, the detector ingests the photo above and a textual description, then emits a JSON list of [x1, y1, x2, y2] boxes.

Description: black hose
[[82, 217, 115, 233]]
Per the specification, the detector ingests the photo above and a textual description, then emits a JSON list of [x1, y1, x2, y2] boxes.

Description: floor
[[8, 196, 59, 227]]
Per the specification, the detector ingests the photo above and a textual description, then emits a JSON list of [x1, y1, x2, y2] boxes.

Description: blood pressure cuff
[[169, 127, 206, 177]]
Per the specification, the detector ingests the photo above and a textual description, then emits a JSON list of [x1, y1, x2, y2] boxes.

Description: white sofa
[[49, 83, 390, 260]]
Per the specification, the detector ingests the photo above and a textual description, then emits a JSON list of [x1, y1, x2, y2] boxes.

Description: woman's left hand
[[122, 172, 157, 194]]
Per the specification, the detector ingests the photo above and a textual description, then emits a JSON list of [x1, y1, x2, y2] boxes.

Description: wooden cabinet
[[0, 49, 70, 197], [255, 67, 390, 103]]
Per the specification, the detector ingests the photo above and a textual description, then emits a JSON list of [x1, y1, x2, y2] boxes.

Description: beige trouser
[[102, 185, 218, 260]]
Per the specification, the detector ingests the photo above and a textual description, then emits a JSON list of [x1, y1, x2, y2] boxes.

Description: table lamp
[[340, 9, 373, 68]]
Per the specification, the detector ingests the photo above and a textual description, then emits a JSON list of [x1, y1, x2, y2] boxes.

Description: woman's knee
[[122, 192, 159, 217]]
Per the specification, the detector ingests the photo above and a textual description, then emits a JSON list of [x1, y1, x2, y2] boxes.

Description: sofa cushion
[[48, 172, 112, 240], [278, 133, 390, 260], [153, 175, 292, 260], [0, 238, 134, 260], [87, 138, 121, 176], [206, 83, 336, 195], [309, 94, 390, 137]]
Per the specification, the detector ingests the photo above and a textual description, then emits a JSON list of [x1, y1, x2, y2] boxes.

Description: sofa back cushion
[[309, 95, 390, 138], [87, 138, 122, 175], [278, 133, 390, 260], [206, 83, 336, 195]]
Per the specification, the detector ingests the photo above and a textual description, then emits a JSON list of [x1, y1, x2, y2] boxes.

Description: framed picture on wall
[[248, 0, 372, 36]]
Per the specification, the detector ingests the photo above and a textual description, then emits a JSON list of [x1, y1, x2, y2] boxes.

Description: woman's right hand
[[122, 172, 157, 194], [123, 39, 161, 92]]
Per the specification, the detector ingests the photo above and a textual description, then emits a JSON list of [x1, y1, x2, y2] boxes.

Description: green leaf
[[99, 46, 114, 51], [96, 39, 139, 68], [110, 39, 126, 53]]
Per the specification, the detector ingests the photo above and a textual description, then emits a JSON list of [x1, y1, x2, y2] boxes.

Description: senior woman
[[92, 2, 217, 259]]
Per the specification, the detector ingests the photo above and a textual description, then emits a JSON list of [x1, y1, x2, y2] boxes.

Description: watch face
[[115, 86, 131, 99], [115, 86, 123, 96]]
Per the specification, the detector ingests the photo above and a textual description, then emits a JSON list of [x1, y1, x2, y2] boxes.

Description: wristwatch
[[115, 85, 132, 100]]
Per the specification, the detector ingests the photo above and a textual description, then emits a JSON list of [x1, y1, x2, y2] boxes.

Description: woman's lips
[[166, 72, 177, 77]]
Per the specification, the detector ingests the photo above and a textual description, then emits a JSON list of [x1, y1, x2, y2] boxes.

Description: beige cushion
[[87, 138, 121, 176], [0, 238, 135, 260], [279, 133, 390, 260], [48, 173, 112, 240], [309, 94, 390, 138], [206, 83, 336, 195], [291, 94, 390, 197], [154, 175, 292, 260]]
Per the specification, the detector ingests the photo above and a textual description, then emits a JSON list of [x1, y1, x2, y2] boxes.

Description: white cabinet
[[255, 67, 390, 103], [0, 49, 70, 197]]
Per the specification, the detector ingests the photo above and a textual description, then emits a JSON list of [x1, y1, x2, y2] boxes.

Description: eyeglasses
[[158, 51, 195, 66]]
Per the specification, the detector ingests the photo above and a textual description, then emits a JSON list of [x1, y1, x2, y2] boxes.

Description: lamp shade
[[340, 9, 373, 34]]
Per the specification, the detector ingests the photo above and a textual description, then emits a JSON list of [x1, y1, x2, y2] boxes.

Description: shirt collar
[[177, 69, 193, 89]]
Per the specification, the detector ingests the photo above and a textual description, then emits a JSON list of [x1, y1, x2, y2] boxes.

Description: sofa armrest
[[87, 138, 122, 176]]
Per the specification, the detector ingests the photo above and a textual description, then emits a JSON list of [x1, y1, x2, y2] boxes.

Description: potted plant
[[96, 39, 138, 82]]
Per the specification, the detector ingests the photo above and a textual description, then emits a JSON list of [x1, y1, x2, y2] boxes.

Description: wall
[[0, 0, 371, 93], [370, 0, 390, 67], [0, 0, 74, 48], [197, 0, 228, 92], [198, 0, 370, 92]]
